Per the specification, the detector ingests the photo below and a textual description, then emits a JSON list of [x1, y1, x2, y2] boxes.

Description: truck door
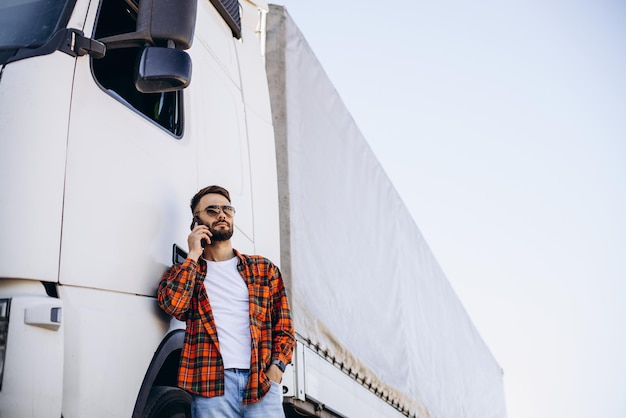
[[58, 0, 198, 415], [60, 0, 197, 297]]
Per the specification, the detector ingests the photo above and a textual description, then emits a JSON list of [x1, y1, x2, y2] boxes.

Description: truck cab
[[0, 0, 280, 416]]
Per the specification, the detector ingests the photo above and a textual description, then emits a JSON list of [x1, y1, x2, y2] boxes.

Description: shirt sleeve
[[157, 258, 199, 321], [269, 263, 296, 366]]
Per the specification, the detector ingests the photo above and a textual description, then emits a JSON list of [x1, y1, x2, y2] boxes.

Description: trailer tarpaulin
[[266, 6, 507, 417]]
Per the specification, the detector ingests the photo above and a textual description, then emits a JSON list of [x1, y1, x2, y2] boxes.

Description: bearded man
[[158, 185, 295, 418]]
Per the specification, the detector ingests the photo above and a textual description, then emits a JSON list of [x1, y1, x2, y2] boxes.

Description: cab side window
[[91, 0, 183, 136]]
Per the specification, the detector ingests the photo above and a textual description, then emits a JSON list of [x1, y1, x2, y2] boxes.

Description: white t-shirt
[[203, 256, 252, 369]]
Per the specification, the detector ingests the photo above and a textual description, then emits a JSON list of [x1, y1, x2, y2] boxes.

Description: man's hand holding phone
[[188, 218, 212, 260]]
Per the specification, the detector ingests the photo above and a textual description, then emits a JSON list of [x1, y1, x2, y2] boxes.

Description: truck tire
[[142, 386, 192, 418]]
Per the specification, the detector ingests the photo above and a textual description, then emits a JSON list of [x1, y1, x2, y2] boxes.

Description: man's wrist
[[187, 250, 202, 261], [271, 360, 286, 373]]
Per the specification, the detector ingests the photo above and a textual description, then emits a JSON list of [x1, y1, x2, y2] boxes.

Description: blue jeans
[[191, 370, 285, 418]]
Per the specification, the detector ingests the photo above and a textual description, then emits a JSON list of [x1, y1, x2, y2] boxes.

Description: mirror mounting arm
[[7, 28, 106, 63], [70, 30, 106, 58], [97, 31, 154, 51]]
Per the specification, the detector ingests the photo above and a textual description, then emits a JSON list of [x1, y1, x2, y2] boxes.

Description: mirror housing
[[98, 0, 197, 50], [135, 47, 192, 93]]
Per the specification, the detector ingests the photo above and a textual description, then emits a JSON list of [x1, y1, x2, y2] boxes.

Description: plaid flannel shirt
[[157, 249, 295, 404]]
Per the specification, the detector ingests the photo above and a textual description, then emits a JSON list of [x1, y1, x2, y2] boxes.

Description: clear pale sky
[[275, 1, 626, 417]]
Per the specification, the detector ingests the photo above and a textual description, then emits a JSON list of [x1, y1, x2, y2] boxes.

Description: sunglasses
[[198, 205, 236, 217]]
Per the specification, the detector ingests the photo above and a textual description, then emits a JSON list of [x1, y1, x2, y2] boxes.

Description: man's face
[[194, 193, 235, 242]]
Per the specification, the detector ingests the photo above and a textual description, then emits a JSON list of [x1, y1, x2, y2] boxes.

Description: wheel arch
[[132, 329, 185, 418]]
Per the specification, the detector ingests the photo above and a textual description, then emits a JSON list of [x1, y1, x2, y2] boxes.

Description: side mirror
[[98, 0, 197, 50], [135, 47, 192, 93]]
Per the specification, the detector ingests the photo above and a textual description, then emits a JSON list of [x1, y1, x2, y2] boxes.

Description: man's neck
[[203, 240, 235, 262]]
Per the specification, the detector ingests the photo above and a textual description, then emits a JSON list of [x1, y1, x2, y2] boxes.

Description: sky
[[275, 1, 626, 417]]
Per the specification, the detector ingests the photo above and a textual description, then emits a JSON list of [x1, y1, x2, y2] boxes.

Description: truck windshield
[[0, 0, 69, 53]]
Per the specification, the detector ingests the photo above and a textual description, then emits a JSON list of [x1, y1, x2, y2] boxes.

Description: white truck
[[0, 0, 507, 417]]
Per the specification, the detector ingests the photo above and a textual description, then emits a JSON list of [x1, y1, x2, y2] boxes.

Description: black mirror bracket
[[7, 28, 106, 64], [67, 29, 107, 59]]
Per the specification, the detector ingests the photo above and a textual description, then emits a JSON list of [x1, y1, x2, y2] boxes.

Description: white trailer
[[0, 0, 506, 417]]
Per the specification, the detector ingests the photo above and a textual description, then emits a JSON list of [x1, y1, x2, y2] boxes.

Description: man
[[158, 185, 295, 418]]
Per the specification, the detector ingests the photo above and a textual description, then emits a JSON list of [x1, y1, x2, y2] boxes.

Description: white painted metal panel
[[58, 286, 169, 418], [236, 3, 281, 262], [0, 53, 75, 282], [59, 47, 197, 296], [195, 0, 241, 87], [0, 281, 64, 418], [193, 42, 255, 245]]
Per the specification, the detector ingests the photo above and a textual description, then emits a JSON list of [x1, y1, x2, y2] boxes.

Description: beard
[[209, 222, 234, 241]]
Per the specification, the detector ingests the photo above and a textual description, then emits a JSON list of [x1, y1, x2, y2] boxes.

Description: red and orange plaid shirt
[[157, 249, 295, 404]]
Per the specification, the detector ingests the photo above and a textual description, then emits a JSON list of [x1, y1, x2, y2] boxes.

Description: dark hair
[[190, 185, 231, 213]]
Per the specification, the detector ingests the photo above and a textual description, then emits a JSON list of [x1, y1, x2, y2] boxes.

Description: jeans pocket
[[270, 380, 282, 395]]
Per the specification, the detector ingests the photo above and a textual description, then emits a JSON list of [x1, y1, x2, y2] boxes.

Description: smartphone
[[190, 216, 208, 247]]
